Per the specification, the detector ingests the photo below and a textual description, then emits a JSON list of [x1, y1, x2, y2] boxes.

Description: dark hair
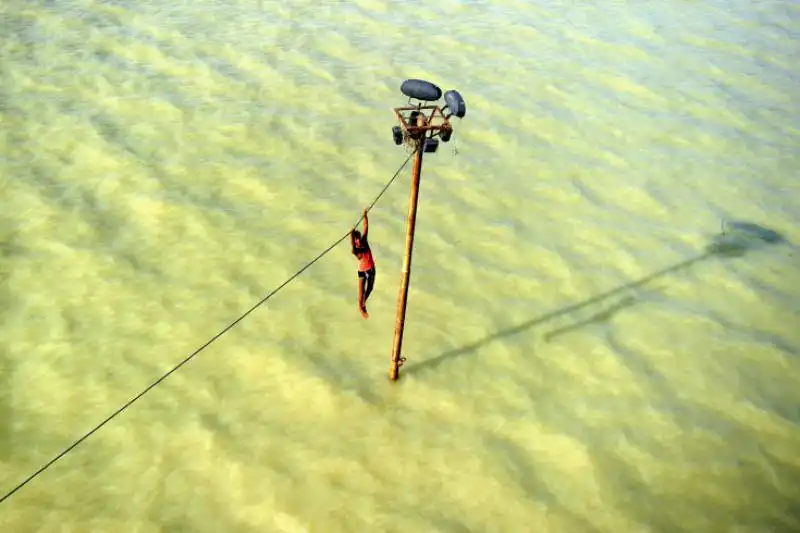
[[350, 229, 362, 256]]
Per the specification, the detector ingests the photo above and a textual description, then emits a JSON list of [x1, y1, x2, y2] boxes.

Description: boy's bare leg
[[358, 278, 368, 318]]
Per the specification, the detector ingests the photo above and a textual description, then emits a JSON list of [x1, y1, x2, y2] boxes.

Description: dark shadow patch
[[707, 220, 787, 257], [722, 220, 786, 244]]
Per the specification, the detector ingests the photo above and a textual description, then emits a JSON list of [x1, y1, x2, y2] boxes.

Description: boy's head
[[351, 229, 362, 246]]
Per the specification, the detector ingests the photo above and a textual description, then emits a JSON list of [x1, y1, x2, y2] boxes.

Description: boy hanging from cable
[[351, 208, 376, 319]]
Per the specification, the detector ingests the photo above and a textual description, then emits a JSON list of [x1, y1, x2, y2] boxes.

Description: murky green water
[[1, 1, 799, 532]]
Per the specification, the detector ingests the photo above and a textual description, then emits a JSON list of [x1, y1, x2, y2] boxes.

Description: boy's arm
[[362, 209, 369, 239]]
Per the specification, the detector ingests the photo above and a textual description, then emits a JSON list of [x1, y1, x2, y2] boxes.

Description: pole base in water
[[388, 357, 406, 381]]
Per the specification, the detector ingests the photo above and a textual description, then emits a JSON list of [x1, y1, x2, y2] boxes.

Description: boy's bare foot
[[360, 305, 369, 319]]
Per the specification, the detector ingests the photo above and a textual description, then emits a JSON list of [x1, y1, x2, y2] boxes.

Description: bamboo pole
[[389, 139, 425, 381]]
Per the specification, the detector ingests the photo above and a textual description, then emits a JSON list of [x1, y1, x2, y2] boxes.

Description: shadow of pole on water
[[542, 293, 641, 343], [404, 221, 789, 376]]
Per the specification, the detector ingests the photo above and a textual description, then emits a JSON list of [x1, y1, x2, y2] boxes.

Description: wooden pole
[[389, 138, 425, 381]]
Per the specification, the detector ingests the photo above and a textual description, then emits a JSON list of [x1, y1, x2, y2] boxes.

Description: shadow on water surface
[[405, 221, 798, 532], [405, 221, 790, 376], [543, 293, 640, 342]]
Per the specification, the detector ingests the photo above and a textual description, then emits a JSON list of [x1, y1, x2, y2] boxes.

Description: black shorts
[[357, 267, 376, 281], [358, 267, 376, 299]]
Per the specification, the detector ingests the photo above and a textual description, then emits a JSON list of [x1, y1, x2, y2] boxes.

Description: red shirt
[[354, 237, 375, 271]]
